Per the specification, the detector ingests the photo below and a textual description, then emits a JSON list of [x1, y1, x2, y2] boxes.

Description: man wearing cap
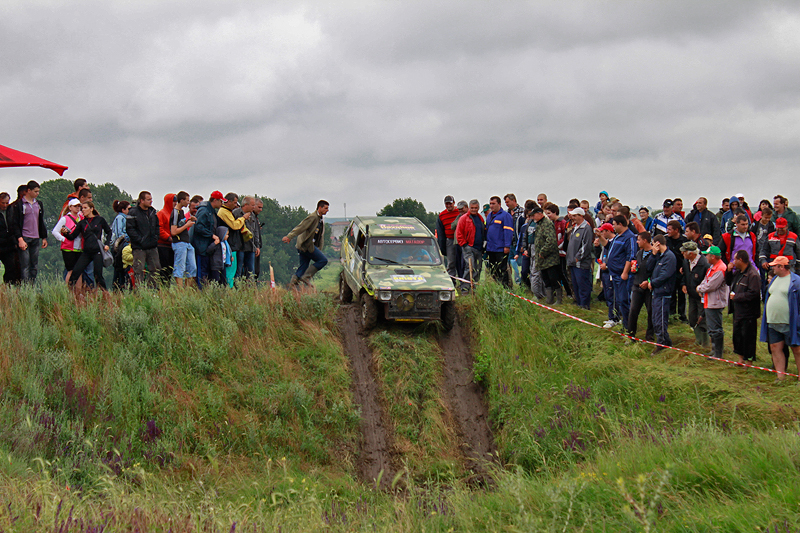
[[191, 191, 223, 287], [759, 216, 799, 275], [679, 241, 710, 348], [566, 206, 594, 309], [282, 200, 330, 288], [696, 246, 730, 358], [685, 197, 721, 244], [773, 195, 800, 237], [450, 200, 468, 281], [485, 196, 514, 289], [648, 235, 677, 354], [436, 195, 460, 283], [726, 250, 761, 364], [505, 194, 525, 285], [596, 221, 619, 327], [760, 255, 800, 381], [652, 200, 685, 237]]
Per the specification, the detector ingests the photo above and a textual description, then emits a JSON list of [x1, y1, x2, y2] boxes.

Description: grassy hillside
[[1, 281, 799, 531]]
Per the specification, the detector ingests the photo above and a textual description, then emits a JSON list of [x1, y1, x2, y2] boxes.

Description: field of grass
[[0, 279, 798, 531]]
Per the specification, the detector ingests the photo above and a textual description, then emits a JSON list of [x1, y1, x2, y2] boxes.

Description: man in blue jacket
[[191, 190, 223, 287], [485, 196, 514, 288], [648, 234, 677, 355], [605, 215, 638, 331]]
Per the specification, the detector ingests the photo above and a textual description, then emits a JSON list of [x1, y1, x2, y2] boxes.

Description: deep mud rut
[[337, 305, 397, 488], [437, 318, 497, 482], [338, 302, 497, 487]]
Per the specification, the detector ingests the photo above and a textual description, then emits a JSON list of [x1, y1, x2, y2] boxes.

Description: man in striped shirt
[[652, 199, 686, 237]]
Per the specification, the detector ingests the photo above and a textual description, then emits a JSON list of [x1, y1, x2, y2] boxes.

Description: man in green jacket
[[282, 200, 330, 288]]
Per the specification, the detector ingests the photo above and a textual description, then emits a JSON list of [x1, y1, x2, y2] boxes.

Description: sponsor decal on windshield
[[378, 224, 416, 230]]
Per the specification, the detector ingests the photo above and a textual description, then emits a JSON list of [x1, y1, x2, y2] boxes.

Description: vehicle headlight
[[439, 291, 453, 301], [378, 290, 392, 301]]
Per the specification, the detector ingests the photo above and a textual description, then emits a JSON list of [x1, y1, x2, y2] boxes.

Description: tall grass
[[1, 280, 799, 531], [0, 283, 359, 490]]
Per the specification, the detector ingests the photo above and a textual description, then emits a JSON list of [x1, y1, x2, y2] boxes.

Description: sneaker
[[603, 320, 619, 329]]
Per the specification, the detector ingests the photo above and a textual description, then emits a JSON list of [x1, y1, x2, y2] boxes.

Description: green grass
[[0, 279, 799, 531]]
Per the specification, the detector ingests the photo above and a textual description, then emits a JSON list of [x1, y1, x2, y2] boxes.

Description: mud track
[[437, 317, 497, 483], [337, 305, 397, 488]]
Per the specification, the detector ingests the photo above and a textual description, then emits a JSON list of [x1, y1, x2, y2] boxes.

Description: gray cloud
[[1, 0, 799, 218]]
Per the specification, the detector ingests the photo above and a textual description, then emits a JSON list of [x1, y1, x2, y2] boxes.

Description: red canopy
[[0, 144, 68, 176]]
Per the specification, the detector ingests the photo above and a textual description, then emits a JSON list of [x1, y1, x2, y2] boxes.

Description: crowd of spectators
[[438, 191, 800, 382]]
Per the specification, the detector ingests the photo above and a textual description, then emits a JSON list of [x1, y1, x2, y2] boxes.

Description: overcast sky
[[2, 0, 799, 218]]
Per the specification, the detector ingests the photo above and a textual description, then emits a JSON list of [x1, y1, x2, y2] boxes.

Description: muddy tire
[[441, 301, 456, 331], [361, 293, 378, 331], [339, 271, 353, 303]]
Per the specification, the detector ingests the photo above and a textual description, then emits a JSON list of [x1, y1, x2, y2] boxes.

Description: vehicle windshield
[[368, 237, 442, 266]]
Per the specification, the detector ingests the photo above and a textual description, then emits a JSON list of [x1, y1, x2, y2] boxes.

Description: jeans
[[172, 242, 197, 278], [652, 295, 672, 346], [18, 237, 41, 281], [487, 251, 510, 288], [628, 287, 654, 340], [295, 247, 328, 277], [600, 270, 615, 320], [611, 275, 631, 325], [196, 252, 213, 288], [235, 250, 256, 279], [570, 266, 592, 309]]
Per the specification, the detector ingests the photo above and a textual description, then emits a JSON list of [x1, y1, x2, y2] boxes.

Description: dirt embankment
[[437, 318, 497, 482], [337, 305, 397, 488]]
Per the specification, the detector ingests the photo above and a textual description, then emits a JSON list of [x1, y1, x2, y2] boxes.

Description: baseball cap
[[444, 195, 455, 204], [701, 245, 722, 257], [680, 241, 698, 252], [598, 223, 614, 232], [456, 200, 468, 209], [482, 204, 490, 212], [530, 205, 543, 215], [210, 191, 224, 200], [662, 199, 673, 208], [769, 256, 789, 267], [568, 207, 586, 217], [68, 198, 81, 207], [775, 217, 788, 228]]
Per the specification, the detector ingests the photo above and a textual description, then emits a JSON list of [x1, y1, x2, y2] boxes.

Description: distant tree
[[377, 198, 438, 231]]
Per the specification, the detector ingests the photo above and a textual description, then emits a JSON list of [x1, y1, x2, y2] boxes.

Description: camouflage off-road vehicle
[[339, 216, 456, 330]]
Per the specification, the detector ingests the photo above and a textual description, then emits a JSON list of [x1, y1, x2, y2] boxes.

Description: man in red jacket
[[455, 199, 485, 293], [157, 193, 177, 285]]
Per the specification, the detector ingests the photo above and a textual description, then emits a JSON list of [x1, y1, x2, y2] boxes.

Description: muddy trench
[[338, 304, 497, 487]]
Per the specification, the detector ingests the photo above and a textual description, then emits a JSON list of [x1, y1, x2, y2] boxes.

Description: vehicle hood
[[366, 264, 455, 291]]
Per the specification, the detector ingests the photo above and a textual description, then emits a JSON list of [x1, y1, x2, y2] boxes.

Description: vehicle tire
[[361, 292, 378, 331], [339, 271, 353, 303], [441, 301, 456, 331]]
